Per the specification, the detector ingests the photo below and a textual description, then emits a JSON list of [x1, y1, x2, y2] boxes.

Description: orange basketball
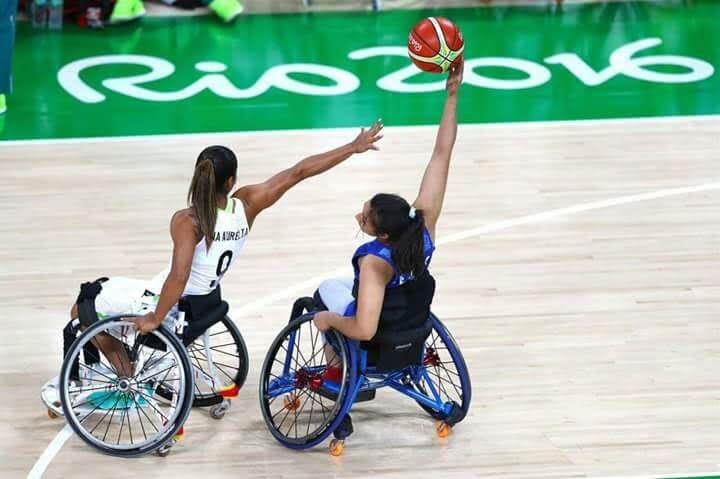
[[408, 17, 465, 73]]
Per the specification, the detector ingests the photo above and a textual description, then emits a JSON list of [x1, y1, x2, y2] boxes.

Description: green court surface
[[2, 0, 719, 140]]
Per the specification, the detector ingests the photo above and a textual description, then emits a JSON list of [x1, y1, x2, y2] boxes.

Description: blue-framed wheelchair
[[259, 295, 471, 455], [52, 291, 248, 457]]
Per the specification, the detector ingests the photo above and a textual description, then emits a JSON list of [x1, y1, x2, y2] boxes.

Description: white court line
[[591, 473, 720, 479], [27, 425, 73, 479], [3, 114, 719, 146], [28, 180, 720, 478]]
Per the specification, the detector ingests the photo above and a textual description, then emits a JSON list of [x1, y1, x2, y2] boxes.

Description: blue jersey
[[351, 228, 436, 288]]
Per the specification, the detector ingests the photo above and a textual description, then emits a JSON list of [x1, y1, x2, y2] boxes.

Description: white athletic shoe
[[41, 363, 119, 418], [41, 376, 64, 417]]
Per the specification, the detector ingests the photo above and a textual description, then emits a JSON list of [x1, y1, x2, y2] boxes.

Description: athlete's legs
[[317, 278, 355, 369], [70, 303, 133, 377], [318, 277, 355, 315]]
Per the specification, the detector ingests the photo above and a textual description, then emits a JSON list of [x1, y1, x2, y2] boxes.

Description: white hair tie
[[409, 207, 417, 219]]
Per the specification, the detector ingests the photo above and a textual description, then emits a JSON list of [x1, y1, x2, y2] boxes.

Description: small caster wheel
[[156, 443, 172, 457], [283, 393, 301, 411], [329, 438, 344, 456], [210, 400, 230, 420], [436, 421, 450, 438], [47, 408, 58, 419]]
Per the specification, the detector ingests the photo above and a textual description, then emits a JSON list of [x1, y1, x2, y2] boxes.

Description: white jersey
[[151, 198, 249, 296]]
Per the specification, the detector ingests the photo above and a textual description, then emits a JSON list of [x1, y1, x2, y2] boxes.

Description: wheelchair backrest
[[361, 317, 433, 373], [360, 270, 435, 373]]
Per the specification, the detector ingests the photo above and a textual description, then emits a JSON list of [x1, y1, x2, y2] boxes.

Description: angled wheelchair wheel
[[414, 314, 472, 422], [259, 313, 356, 449], [59, 317, 194, 457], [181, 316, 248, 408]]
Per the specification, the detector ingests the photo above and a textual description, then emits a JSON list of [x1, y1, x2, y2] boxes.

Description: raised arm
[[412, 62, 463, 240], [233, 119, 384, 228]]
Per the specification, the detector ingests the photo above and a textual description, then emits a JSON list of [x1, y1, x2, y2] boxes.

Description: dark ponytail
[[187, 145, 238, 249], [369, 193, 427, 277]]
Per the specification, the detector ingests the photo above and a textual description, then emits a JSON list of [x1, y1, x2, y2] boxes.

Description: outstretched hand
[[446, 59, 464, 96], [352, 118, 384, 153]]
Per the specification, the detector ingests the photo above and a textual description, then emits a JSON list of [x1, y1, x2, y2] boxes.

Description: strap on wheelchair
[[178, 286, 228, 346], [63, 318, 100, 381], [76, 277, 108, 328]]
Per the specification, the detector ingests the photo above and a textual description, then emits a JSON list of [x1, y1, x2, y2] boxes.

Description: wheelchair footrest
[[313, 384, 376, 403]]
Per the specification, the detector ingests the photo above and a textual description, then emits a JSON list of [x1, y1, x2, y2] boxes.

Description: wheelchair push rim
[[59, 317, 194, 456], [259, 313, 355, 449], [413, 314, 472, 422]]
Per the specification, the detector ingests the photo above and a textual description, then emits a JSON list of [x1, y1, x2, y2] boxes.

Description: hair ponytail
[[369, 193, 427, 278], [188, 158, 218, 249], [391, 209, 426, 277], [187, 145, 238, 249]]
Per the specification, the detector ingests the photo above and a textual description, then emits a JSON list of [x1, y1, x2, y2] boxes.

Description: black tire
[[183, 316, 249, 407], [414, 315, 472, 422], [60, 317, 194, 456], [259, 314, 356, 449]]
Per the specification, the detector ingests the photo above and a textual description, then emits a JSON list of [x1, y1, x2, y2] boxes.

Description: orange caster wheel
[[283, 393, 301, 411], [47, 408, 58, 419], [329, 439, 344, 456], [436, 421, 450, 438]]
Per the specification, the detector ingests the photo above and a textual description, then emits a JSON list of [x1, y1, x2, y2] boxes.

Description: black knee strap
[[63, 318, 100, 381], [76, 277, 108, 327]]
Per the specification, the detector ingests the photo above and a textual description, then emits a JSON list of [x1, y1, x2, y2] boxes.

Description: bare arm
[[314, 256, 393, 341], [413, 62, 463, 240], [133, 210, 197, 333], [234, 119, 384, 228]]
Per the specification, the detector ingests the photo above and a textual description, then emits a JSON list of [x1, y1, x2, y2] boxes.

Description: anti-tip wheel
[[436, 421, 450, 438], [156, 444, 172, 457], [329, 439, 344, 456], [47, 408, 58, 419], [209, 401, 230, 420]]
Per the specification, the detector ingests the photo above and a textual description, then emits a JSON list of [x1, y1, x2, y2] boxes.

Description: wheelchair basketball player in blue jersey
[[41, 124, 383, 457], [259, 63, 471, 455]]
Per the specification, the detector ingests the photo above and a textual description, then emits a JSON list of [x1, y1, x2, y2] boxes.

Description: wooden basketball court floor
[[1, 115, 719, 478]]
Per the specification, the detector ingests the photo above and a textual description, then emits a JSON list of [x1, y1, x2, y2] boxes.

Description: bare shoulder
[[232, 185, 256, 206], [359, 254, 394, 281], [170, 207, 200, 239]]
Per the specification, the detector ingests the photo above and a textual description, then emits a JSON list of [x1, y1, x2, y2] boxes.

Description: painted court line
[[28, 180, 720, 478], [591, 474, 720, 479], [27, 425, 73, 479]]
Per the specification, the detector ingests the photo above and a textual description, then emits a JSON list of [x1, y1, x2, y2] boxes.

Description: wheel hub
[[117, 378, 131, 392]]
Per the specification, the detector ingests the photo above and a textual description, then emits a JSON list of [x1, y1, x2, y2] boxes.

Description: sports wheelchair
[[52, 292, 248, 457], [259, 295, 471, 456]]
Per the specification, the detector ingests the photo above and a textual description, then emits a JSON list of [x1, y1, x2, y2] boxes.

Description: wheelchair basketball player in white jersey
[[41, 123, 384, 420]]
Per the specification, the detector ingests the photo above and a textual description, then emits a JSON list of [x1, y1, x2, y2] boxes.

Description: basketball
[[407, 17, 465, 73]]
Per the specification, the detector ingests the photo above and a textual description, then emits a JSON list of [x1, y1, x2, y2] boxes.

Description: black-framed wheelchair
[[259, 294, 471, 456], [51, 292, 248, 457]]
